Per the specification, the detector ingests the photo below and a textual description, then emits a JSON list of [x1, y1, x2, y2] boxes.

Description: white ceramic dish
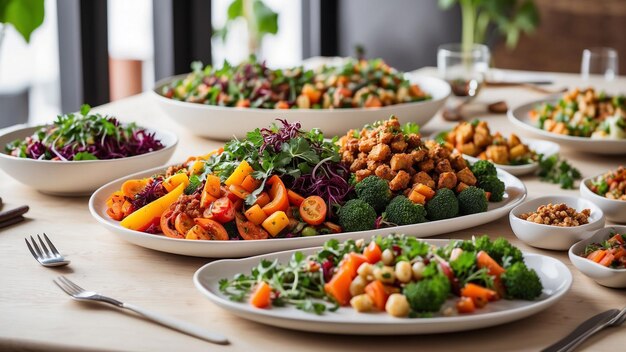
[[150, 74, 450, 140], [569, 226, 626, 288], [509, 196, 605, 250], [507, 99, 626, 155], [0, 125, 178, 196], [431, 131, 560, 176], [580, 174, 626, 224], [89, 167, 526, 258], [193, 240, 572, 335]]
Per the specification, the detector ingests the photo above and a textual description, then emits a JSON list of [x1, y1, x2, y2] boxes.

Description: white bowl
[[508, 99, 626, 155], [151, 74, 450, 140], [0, 125, 178, 196], [580, 174, 626, 223], [569, 226, 626, 288], [509, 196, 605, 250]]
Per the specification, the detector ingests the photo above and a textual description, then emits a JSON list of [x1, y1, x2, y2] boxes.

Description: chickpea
[[355, 238, 365, 249], [350, 294, 373, 312], [373, 265, 396, 284], [412, 261, 426, 280], [381, 248, 395, 266], [395, 261, 412, 283], [357, 262, 373, 280], [385, 293, 410, 317], [349, 276, 367, 296]]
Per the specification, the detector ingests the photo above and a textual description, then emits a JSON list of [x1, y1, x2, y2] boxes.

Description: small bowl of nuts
[[509, 196, 605, 250]]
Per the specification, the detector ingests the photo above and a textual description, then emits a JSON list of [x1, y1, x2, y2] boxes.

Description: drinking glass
[[581, 47, 618, 81], [437, 43, 490, 103]]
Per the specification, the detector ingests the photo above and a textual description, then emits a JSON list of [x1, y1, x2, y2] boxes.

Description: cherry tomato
[[299, 196, 327, 226], [235, 213, 269, 240], [220, 185, 240, 203], [160, 210, 184, 239], [174, 213, 194, 235], [210, 197, 235, 223], [191, 218, 229, 240]]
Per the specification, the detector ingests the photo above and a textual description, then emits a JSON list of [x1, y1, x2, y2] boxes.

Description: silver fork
[[53, 276, 229, 345], [25, 233, 70, 267], [559, 307, 626, 352]]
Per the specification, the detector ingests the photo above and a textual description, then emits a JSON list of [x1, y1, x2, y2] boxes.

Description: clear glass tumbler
[[581, 47, 619, 81], [437, 43, 490, 103]]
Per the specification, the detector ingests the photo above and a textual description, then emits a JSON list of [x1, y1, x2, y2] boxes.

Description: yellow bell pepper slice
[[261, 210, 289, 237], [188, 160, 205, 175], [162, 173, 190, 192], [224, 160, 253, 187], [120, 182, 185, 231]]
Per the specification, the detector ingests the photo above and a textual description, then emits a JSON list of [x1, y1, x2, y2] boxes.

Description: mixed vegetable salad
[[162, 57, 431, 109], [219, 234, 543, 316], [589, 166, 626, 201], [529, 87, 625, 139], [105, 116, 506, 240], [5, 105, 164, 161], [581, 232, 626, 269]]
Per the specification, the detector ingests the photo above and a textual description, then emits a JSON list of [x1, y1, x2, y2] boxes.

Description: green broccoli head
[[338, 199, 377, 232], [489, 238, 524, 266], [478, 175, 505, 202], [501, 262, 543, 300], [457, 186, 488, 215], [471, 160, 497, 179], [403, 273, 450, 312], [355, 175, 392, 212], [425, 188, 459, 220], [384, 195, 427, 226]]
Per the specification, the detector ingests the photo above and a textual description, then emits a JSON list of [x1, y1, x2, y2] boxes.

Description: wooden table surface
[[1, 69, 625, 352]]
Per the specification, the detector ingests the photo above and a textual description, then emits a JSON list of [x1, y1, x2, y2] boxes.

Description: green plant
[[213, 0, 278, 56], [439, 0, 539, 51], [0, 0, 44, 43]]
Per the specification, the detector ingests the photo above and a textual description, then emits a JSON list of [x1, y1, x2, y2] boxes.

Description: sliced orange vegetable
[[191, 218, 229, 240], [408, 189, 426, 205], [122, 182, 185, 231], [324, 269, 353, 306], [476, 251, 506, 278], [224, 160, 253, 187], [363, 241, 382, 264], [324, 221, 342, 233], [174, 213, 194, 235], [612, 247, 626, 260], [261, 211, 290, 237], [302, 84, 322, 104], [364, 95, 382, 108], [340, 253, 368, 278], [200, 192, 217, 208], [261, 175, 289, 216], [106, 201, 125, 221], [121, 201, 134, 217], [160, 210, 184, 239], [456, 296, 476, 314], [287, 190, 305, 207], [121, 179, 149, 198], [414, 184, 435, 200], [254, 192, 271, 207], [364, 280, 389, 311], [198, 147, 224, 160], [244, 204, 268, 225], [235, 213, 269, 240], [229, 184, 250, 200], [598, 253, 615, 267], [203, 174, 222, 198], [460, 283, 498, 308], [485, 192, 492, 201], [299, 196, 327, 226], [241, 175, 262, 193], [250, 281, 272, 308], [106, 191, 124, 208], [162, 173, 190, 192], [236, 98, 251, 108], [587, 249, 607, 263], [275, 101, 290, 109], [188, 160, 204, 175], [608, 234, 625, 245]]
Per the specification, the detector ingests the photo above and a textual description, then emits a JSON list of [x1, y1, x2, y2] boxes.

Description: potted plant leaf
[[0, 0, 45, 50]]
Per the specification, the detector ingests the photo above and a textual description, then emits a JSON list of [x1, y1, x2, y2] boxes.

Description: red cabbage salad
[[5, 105, 164, 161]]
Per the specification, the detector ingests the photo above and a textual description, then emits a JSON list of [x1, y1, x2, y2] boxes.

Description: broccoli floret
[[478, 175, 505, 202], [338, 199, 377, 232], [457, 186, 488, 215], [425, 188, 459, 220], [489, 238, 524, 266], [384, 195, 427, 225], [355, 175, 392, 212], [501, 262, 543, 300], [403, 273, 450, 312], [471, 160, 497, 179]]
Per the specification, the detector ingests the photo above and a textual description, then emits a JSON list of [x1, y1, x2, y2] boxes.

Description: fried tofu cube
[[456, 167, 477, 186], [437, 172, 458, 190], [355, 169, 372, 183], [418, 159, 434, 173], [375, 164, 394, 181], [412, 171, 435, 189], [368, 144, 391, 162], [390, 153, 413, 171], [435, 159, 453, 173], [389, 170, 411, 191], [485, 145, 509, 165]]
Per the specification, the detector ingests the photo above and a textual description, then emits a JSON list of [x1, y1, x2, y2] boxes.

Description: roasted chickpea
[[412, 261, 426, 280], [357, 262, 374, 280], [381, 248, 395, 266], [350, 294, 374, 312], [385, 293, 410, 317], [374, 265, 396, 284], [395, 261, 412, 283], [349, 276, 367, 296]]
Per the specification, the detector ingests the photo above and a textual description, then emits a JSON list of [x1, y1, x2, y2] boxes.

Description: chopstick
[[0, 205, 29, 229]]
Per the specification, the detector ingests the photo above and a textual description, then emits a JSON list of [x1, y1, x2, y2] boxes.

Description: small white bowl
[[0, 125, 178, 196], [569, 226, 626, 288], [509, 196, 605, 250], [580, 174, 626, 224], [463, 139, 559, 176]]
